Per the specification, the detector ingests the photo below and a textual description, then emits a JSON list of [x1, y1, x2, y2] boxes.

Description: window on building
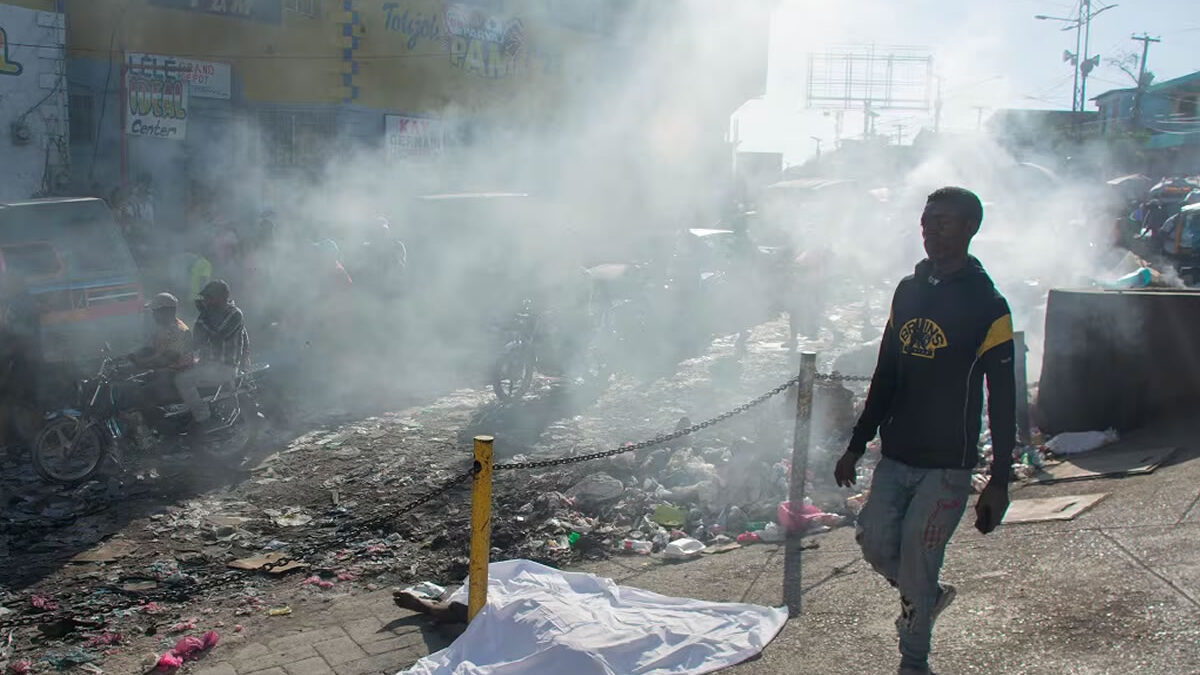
[[257, 110, 336, 168], [283, 0, 319, 17], [68, 93, 94, 144], [1180, 95, 1198, 119]]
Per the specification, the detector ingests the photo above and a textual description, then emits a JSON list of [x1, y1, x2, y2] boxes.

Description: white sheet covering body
[[402, 559, 788, 675]]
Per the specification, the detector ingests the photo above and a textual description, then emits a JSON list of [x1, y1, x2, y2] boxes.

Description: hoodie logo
[[898, 317, 948, 359]]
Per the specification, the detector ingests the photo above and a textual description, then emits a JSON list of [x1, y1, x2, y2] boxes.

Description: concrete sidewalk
[[190, 421, 1200, 675]]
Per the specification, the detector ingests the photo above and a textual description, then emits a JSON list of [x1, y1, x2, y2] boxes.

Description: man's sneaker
[[931, 583, 957, 624]]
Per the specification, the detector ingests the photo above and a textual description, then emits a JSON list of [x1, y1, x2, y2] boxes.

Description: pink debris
[[167, 618, 197, 634], [30, 595, 57, 611], [85, 632, 124, 647], [172, 635, 204, 660], [234, 624, 244, 633], [7, 660, 33, 674], [140, 601, 164, 614], [155, 651, 184, 671], [300, 575, 334, 589], [156, 631, 220, 670], [336, 572, 358, 581], [364, 544, 387, 555]]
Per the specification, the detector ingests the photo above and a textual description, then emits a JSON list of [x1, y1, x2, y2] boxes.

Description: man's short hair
[[927, 186, 983, 233]]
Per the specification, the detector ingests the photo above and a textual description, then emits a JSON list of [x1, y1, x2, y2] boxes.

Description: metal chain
[[1, 371, 875, 631], [494, 375, 802, 471], [816, 372, 873, 383]]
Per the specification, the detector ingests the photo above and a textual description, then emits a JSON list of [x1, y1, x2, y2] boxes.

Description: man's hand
[[834, 450, 861, 488], [974, 480, 1010, 534]]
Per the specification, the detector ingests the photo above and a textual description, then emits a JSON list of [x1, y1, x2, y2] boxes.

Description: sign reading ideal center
[[125, 54, 190, 140], [124, 53, 230, 140]]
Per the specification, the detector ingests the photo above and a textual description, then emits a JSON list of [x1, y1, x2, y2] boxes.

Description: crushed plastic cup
[[663, 537, 705, 560]]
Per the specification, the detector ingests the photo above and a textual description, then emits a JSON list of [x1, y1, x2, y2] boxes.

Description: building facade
[[0, 0, 772, 228], [1092, 70, 1200, 174], [0, 1, 67, 201]]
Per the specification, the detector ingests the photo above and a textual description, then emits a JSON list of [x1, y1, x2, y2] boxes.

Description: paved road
[[188, 417, 1199, 675]]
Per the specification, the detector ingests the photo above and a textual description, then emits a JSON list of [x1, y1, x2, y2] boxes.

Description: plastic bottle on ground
[[621, 539, 652, 555]]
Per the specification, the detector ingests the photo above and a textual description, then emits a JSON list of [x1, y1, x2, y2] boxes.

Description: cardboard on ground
[[71, 539, 138, 563], [1002, 493, 1108, 524], [1033, 446, 1178, 484], [228, 552, 307, 574]]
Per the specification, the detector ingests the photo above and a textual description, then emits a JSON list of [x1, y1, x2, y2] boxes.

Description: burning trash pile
[[479, 375, 1051, 567], [478, 379, 874, 564]]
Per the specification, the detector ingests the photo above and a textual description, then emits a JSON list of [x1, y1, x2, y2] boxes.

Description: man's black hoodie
[[848, 256, 1016, 481]]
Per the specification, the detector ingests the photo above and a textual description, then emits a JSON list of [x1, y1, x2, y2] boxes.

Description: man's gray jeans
[[855, 456, 972, 671], [175, 362, 237, 423]]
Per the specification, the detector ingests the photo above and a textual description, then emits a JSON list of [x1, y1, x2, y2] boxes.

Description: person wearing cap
[[125, 292, 193, 413], [176, 280, 250, 429], [131, 293, 193, 372]]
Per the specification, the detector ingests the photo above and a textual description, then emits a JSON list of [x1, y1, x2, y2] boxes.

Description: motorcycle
[[31, 346, 269, 485], [491, 295, 616, 402]]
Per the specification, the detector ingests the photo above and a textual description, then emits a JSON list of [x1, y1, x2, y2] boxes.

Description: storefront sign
[[385, 115, 444, 161], [149, 0, 282, 24], [125, 64, 188, 140], [127, 52, 231, 100]]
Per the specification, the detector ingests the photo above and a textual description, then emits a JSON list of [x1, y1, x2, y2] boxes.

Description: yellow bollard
[[467, 435, 494, 622]]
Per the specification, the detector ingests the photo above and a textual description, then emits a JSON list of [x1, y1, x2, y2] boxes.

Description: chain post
[[1014, 330, 1031, 444], [784, 351, 817, 617], [468, 435, 494, 622]]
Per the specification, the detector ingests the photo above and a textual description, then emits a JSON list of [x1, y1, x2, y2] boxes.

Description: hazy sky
[[736, 0, 1198, 165]]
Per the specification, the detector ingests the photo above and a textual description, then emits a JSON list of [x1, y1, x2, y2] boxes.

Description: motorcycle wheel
[[492, 347, 535, 402], [33, 417, 107, 485], [201, 394, 263, 463]]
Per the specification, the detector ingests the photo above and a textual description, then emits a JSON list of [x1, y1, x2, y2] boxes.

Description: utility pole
[[1131, 33, 1160, 126], [1071, 2, 1083, 111], [933, 75, 943, 133], [1035, 1, 1116, 112], [810, 136, 822, 159], [973, 106, 987, 131]]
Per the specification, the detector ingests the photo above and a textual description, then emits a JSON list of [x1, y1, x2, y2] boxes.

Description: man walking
[[834, 187, 1015, 675], [176, 280, 250, 431]]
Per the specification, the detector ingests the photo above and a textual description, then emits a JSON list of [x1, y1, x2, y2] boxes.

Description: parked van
[[0, 198, 144, 369]]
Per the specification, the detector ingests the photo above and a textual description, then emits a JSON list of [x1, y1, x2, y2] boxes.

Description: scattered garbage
[[266, 507, 314, 527], [405, 582, 447, 601], [29, 595, 57, 611], [567, 473, 626, 508], [267, 606, 292, 617], [154, 630, 219, 671], [736, 532, 760, 544], [652, 504, 685, 528], [620, 539, 653, 555], [777, 501, 842, 534], [1044, 429, 1119, 456], [663, 538, 705, 560]]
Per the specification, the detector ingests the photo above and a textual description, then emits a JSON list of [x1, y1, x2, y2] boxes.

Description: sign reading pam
[[149, 0, 282, 24]]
